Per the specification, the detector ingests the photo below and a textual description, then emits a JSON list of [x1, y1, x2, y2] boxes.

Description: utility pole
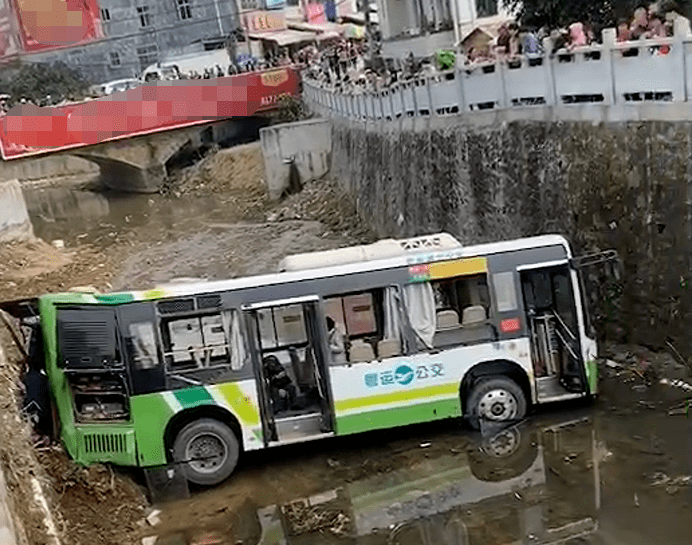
[[358, 0, 374, 65]]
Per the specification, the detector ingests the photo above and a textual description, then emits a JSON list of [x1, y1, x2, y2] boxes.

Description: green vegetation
[[1, 61, 89, 104]]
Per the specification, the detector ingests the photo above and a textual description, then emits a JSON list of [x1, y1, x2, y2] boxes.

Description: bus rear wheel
[[465, 377, 527, 431], [173, 418, 240, 486]]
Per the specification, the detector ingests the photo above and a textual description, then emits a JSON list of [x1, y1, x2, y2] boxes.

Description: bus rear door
[[518, 262, 589, 402], [243, 296, 334, 445]]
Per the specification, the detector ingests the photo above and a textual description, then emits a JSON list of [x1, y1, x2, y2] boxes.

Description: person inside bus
[[327, 317, 347, 363], [263, 355, 295, 413]]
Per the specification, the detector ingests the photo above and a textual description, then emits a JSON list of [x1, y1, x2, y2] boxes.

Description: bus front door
[[519, 265, 588, 401], [244, 296, 334, 445]]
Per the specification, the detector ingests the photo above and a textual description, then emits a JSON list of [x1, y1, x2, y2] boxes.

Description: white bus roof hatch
[[278, 233, 462, 272]]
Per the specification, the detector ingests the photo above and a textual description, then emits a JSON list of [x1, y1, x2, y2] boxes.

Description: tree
[[2, 61, 88, 104], [503, 0, 691, 31]]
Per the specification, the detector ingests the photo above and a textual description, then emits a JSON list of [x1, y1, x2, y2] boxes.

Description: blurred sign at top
[[0, 0, 20, 63], [265, 0, 285, 9], [324, 0, 336, 22], [305, 1, 326, 24], [12, 0, 104, 53], [241, 9, 287, 33]]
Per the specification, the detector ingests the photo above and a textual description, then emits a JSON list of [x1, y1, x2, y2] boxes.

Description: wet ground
[[6, 153, 692, 545], [143, 383, 692, 545]]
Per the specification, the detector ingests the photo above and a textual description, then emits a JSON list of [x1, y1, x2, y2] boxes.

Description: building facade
[[375, 0, 513, 58], [24, 0, 240, 84]]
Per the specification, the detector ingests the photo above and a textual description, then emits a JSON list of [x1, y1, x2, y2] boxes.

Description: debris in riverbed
[[659, 377, 692, 392], [282, 499, 352, 537]]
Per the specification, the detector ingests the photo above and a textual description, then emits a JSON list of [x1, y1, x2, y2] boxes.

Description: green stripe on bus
[[142, 289, 168, 300], [131, 393, 176, 466], [174, 386, 215, 407], [335, 383, 459, 413], [94, 292, 135, 304], [586, 360, 598, 394], [336, 398, 461, 436]]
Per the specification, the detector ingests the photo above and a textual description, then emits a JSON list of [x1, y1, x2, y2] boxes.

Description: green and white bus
[[37, 233, 609, 486]]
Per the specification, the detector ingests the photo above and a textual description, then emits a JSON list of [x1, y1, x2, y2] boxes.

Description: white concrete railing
[[303, 28, 692, 120]]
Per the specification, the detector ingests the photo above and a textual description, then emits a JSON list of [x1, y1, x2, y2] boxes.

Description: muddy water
[[19, 186, 692, 545], [23, 186, 228, 248], [148, 395, 692, 545]]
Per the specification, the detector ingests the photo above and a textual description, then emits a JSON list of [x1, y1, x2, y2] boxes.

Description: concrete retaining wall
[[328, 112, 692, 358], [260, 119, 332, 200], [0, 154, 99, 183], [0, 180, 34, 243], [0, 466, 18, 545]]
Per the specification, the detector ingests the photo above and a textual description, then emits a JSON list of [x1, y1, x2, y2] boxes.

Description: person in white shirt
[[327, 317, 347, 363]]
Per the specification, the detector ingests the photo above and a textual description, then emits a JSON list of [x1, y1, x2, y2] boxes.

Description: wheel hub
[[186, 432, 228, 474], [478, 389, 518, 422]]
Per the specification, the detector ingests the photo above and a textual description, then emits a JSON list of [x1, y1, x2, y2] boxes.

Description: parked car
[[89, 78, 141, 98]]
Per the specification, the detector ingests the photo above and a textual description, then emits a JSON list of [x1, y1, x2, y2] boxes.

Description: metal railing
[[303, 26, 692, 121]]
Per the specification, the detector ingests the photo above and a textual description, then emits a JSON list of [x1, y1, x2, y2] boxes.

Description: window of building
[[176, 0, 192, 20], [240, 0, 261, 9], [137, 6, 151, 28], [160, 310, 247, 370], [109, 51, 121, 67], [100, 8, 111, 21], [136, 43, 158, 70], [475, 0, 498, 18]]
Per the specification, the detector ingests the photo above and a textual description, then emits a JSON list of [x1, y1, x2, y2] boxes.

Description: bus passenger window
[[325, 287, 402, 363], [160, 311, 240, 370], [428, 274, 493, 348], [493, 272, 518, 312], [129, 322, 158, 370]]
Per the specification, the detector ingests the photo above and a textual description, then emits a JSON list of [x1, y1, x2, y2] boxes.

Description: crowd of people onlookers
[[464, 0, 688, 66]]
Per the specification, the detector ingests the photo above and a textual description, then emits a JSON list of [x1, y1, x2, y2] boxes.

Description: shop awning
[[248, 29, 318, 47], [340, 23, 365, 39], [316, 30, 342, 41]]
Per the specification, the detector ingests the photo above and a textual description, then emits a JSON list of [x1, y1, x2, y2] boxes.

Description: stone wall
[[330, 115, 692, 355], [260, 119, 332, 200]]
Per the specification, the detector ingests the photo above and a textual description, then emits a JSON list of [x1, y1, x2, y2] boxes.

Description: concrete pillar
[[0, 180, 34, 243]]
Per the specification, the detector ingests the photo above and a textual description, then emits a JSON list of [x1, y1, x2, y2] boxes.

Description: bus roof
[[39, 233, 571, 305]]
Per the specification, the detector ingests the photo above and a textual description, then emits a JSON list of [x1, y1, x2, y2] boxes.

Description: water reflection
[[158, 417, 604, 545]]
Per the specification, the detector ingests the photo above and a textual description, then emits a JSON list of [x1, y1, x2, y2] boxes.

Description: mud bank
[[330, 118, 692, 360]]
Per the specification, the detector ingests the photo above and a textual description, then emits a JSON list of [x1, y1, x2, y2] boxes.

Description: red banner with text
[[11, 0, 103, 53], [0, 68, 301, 160]]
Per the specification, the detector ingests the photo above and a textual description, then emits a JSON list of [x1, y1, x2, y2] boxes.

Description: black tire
[[465, 377, 527, 431], [173, 418, 240, 486]]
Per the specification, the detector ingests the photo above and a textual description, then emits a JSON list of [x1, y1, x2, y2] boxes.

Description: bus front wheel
[[173, 418, 240, 486], [465, 377, 527, 431]]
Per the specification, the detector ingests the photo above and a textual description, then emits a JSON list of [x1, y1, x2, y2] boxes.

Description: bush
[[276, 94, 311, 123], [2, 61, 88, 104]]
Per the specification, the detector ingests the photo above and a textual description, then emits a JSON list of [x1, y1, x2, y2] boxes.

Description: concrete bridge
[[0, 68, 299, 192]]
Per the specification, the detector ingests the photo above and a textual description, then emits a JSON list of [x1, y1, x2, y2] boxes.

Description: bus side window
[[325, 287, 402, 362], [128, 322, 159, 370], [427, 274, 493, 348], [159, 310, 246, 371]]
